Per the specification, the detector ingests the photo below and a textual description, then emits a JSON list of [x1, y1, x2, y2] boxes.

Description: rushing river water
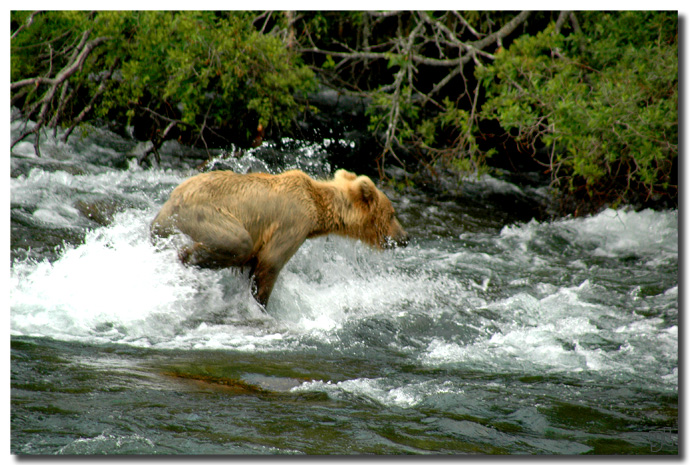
[[10, 121, 678, 455]]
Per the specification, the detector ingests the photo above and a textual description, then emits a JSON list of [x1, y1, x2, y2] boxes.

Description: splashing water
[[10, 125, 677, 455]]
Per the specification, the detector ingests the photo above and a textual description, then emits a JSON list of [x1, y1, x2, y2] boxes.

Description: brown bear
[[150, 169, 408, 308]]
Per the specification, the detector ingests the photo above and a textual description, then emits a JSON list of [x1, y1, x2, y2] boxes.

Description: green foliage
[[11, 11, 679, 213], [11, 11, 316, 147], [426, 97, 496, 176], [298, 10, 536, 181], [11, 11, 98, 105], [321, 55, 336, 70], [479, 11, 677, 209], [367, 87, 493, 177]]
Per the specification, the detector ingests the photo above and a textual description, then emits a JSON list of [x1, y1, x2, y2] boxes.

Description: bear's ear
[[335, 169, 357, 181], [353, 176, 377, 207]]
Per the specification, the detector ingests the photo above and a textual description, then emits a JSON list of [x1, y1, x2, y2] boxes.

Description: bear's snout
[[383, 233, 409, 249], [384, 221, 409, 249]]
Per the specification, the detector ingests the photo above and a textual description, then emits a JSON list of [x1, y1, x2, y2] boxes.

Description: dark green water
[[10, 123, 678, 455]]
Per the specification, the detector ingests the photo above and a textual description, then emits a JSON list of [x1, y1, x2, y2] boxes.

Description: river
[[9, 120, 678, 455]]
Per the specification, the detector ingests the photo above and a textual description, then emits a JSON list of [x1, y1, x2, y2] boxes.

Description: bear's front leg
[[250, 234, 305, 308], [252, 263, 281, 308]]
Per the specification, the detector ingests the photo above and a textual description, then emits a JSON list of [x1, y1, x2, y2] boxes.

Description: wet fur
[[151, 169, 408, 308]]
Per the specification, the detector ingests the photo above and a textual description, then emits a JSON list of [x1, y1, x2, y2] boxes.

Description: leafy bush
[[478, 11, 677, 211], [11, 11, 316, 152], [11, 11, 679, 214], [296, 11, 531, 178]]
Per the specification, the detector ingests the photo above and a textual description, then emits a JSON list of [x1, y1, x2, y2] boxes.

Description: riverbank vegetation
[[10, 10, 677, 216]]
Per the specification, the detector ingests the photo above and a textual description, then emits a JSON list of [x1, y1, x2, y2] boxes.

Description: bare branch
[[63, 58, 120, 143], [470, 11, 531, 51], [295, 11, 532, 175], [139, 105, 184, 125], [11, 11, 43, 40], [554, 11, 571, 35], [253, 11, 272, 34], [10, 30, 110, 155], [11, 32, 109, 91], [453, 12, 484, 39], [368, 11, 402, 18]]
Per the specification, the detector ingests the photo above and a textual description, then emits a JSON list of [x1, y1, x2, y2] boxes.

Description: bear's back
[[167, 170, 317, 227]]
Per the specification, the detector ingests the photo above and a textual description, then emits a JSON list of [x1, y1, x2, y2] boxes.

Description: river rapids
[[9, 120, 678, 455]]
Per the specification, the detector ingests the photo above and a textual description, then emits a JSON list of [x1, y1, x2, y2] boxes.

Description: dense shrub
[[478, 11, 677, 211], [11, 11, 316, 150], [11, 11, 678, 214]]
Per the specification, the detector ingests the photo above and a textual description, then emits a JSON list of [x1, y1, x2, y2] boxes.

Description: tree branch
[[10, 30, 110, 155], [11, 11, 43, 40], [11, 32, 109, 91], [297, 11, 532, 176], [469, 11, 531, 51], [63, 58, 119, 143]]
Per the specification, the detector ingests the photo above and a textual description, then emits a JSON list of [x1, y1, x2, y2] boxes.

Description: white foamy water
[[499, 208, 678, 262], [10, 141, 678, 400], [10, 203, 454, 351], [11, 171, 678, 384], [291, 377, 461, 409], [411, 210, 678, 390], [10, 122, 678, 454]]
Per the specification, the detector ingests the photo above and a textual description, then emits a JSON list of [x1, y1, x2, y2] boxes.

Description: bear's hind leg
[[179, 242, 250, 269], [176, 206, 254, 269]]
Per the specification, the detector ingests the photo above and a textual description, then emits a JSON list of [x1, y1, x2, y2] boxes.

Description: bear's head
[[334, 169, 409, 249]]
